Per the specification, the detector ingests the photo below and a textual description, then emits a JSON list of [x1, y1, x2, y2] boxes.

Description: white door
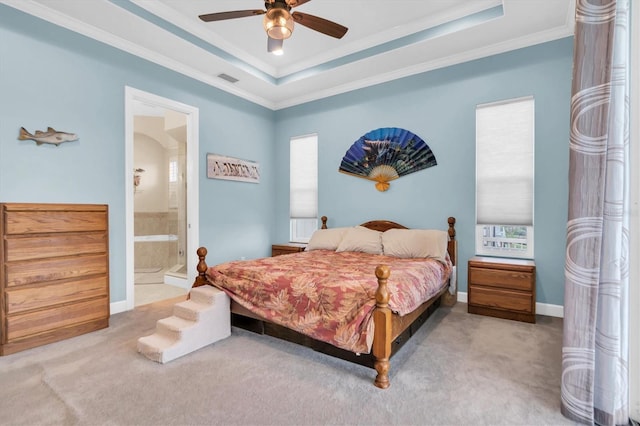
[[124, 87, 199, 311]]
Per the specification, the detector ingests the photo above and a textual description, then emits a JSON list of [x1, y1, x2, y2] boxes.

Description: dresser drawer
[[6, 276, 109, 314], [4, 233, 107, 262], [468, 266, 534, 291], [6, 297, 109, 341], [3, 210, 107, 235], [5, 254, 108, 287], [469, 285, 533, 313]]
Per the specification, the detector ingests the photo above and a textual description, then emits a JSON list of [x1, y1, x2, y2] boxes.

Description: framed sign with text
[[207, 153, 260, 184]]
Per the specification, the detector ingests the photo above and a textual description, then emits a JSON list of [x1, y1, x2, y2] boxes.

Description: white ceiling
[[2, 0, 575, 110]]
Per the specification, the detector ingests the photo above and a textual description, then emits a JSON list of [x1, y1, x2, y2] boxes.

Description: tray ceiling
[[1, 0, 575, 110]]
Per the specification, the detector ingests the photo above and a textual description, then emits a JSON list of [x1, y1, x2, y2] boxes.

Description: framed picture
[[207, 153, 260, 184]]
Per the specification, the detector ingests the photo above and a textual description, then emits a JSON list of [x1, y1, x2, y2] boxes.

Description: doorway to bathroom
[[124, 87, 199, 310]]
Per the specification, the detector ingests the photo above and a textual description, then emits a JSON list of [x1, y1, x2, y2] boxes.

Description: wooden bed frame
[[193, 216, 457, 389]]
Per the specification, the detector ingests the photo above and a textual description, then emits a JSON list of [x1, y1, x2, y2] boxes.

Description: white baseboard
[[536, 302, 564, 318], [110, 300, 129, 315], [456, 292, 564, 318]]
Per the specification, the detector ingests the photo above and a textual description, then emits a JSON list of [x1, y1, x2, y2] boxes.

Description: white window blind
[[169, 160, 178, 183], [290, 134, 318, 219], [476, 97, 534, 226]]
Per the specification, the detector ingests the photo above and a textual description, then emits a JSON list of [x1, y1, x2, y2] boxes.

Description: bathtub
[[134, 234, 179, 272]]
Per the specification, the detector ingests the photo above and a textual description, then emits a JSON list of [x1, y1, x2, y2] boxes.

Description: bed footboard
[[372, 265, 392, 389]]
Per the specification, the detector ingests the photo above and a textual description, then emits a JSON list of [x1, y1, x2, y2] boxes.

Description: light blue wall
[[274, 38, 573, 306], [0, 4, 572, 307], [0, 5, 276, 303]]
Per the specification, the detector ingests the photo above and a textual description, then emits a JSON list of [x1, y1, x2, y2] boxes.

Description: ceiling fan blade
[[291, 12, 348, 39], [199, 10, 265, 22], [286, 0, 312, 8]]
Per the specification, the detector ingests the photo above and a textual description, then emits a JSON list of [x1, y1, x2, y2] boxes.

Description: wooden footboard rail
[[192, 216, 457, 389], [370, 216, 457, 388]]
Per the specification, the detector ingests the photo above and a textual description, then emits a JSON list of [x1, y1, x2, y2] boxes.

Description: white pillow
[[306, 227, 349, 251], [336, 226, 383, 254], [382, 228, 448, 262]]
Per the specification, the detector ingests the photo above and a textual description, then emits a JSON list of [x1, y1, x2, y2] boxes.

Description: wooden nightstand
[[271, 243, 307, 257], [467, 256, 536, 323]]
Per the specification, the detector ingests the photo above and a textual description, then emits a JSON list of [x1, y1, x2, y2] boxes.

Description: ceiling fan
[[199, 0, 348, 54]]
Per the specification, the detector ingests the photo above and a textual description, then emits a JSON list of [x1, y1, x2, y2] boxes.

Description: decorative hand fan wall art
[[339, 127, 437, 192]]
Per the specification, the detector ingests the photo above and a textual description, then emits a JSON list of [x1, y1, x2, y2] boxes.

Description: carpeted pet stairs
[[137, 285, 230, 363]]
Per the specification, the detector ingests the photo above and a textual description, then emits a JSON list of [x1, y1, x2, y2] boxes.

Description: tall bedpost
[[447, 216, 456, 263], [193, 247, 209, 288], [321, 216, 328, 229], [372, 265, 392, 389], [441, 217, 458, 307]]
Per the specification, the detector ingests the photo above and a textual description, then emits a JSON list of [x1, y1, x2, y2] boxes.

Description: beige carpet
[[0, 300, 570, 425]]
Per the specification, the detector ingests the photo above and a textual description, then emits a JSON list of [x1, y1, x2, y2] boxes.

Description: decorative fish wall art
[[339, 127, 437, 191], [18, 127, 78, 146]]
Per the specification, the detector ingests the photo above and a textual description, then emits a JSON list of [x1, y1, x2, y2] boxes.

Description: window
[[290, 134, 318, 242], [169, 160, 178, 183], [168, 159, 179, 208], [476, 96, 534, 258]]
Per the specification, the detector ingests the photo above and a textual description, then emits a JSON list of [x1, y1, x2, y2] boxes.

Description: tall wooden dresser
[[0, 203, 110, 355]]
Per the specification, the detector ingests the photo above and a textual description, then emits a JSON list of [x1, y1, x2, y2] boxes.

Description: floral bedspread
[[206, 250, 452, 354]]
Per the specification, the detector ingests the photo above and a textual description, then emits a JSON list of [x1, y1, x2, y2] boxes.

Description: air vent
[[217, 73, 239, 83]]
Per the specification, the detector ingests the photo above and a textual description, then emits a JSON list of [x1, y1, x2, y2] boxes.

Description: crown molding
[[274, 24, 575, 110], [1, 0, 275, 109], [1, 0, 575, 111]]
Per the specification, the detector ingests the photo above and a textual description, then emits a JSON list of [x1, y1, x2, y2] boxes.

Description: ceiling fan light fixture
[[267, 37, 284, 55], [263, 8, 294, 40]]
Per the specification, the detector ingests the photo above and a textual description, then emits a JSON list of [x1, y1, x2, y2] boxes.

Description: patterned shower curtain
[[561, 0, 630, 425]]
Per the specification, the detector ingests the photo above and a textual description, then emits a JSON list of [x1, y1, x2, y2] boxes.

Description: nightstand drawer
[[468, 267, 534, 291], [271, 243, 306, 257], [469, 286, 534, 313]]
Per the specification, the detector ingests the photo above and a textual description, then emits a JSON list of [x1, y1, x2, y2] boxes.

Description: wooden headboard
[[319, 216, 457, 266]]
